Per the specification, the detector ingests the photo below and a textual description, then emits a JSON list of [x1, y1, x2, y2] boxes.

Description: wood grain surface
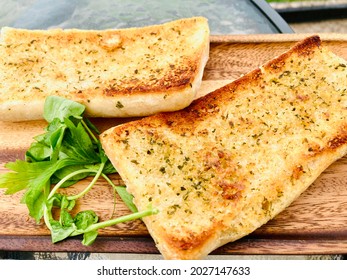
[[1, 34, 347, 255]]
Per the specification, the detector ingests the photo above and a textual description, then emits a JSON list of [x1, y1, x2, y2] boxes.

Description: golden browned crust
[[101, 36, 347, 259], [0, 17, 210, 121]]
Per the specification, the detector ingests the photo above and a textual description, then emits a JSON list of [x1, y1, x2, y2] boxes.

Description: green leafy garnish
[[0, 96, 157, 245]]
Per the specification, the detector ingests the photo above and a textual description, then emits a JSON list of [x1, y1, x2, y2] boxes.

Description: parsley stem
[[101, 173, 119, 188], [43, 204, 52, 231], [70, 206, 159, 236], [48, 168, 97, 200], [101, 173, 138, 213], [67, 162, 105, 201], [81, 119, 98, 143]]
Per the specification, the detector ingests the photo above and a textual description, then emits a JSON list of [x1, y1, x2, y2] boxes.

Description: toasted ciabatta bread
[[100, 36, 347, 259], [0, 17, 209, 121]]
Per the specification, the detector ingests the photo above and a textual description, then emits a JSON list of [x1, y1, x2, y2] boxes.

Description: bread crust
[[0, 17, 209, 121], [100, 36, 347, 259]]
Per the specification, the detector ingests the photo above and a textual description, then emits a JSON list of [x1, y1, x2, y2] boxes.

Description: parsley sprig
[[0, 96, 157, 245]]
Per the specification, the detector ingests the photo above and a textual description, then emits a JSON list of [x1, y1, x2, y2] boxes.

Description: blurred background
[[267, 0, 347, 33], [0, 0, 346, 34]]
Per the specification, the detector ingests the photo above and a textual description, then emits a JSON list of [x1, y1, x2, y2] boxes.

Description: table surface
[[0, 0, 292, 34]]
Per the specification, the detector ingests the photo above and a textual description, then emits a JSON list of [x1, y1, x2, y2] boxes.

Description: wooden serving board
[[1, 34, 347, 256]]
